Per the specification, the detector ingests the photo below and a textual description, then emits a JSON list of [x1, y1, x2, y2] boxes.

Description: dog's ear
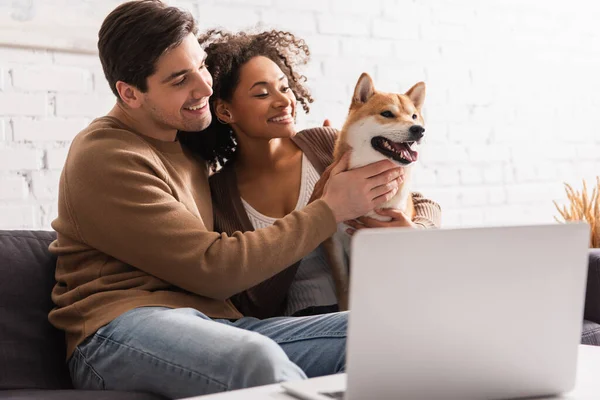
[[352, 73, 375, 105], [405, 82, 426, 110]]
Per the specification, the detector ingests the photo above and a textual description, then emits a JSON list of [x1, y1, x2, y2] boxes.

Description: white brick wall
[[0, 92, 47, 116], [0, 119, 6, 141], [1, 0, 599, 230], [12, 66, 91, 92]]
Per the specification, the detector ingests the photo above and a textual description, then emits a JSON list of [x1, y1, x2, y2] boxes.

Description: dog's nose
[[409, 125, 425, 139]]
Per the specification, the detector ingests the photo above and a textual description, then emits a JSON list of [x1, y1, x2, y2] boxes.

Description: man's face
[[142, 33, 213, 133]]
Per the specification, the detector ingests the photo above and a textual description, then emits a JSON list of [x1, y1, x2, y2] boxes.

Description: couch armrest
[[585, 250, 600, 324]]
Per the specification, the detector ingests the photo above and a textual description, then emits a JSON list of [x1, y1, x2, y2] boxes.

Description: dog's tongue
[[391, 142, 418, 162]]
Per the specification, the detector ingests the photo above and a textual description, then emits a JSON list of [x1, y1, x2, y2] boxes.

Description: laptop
[[281, 223, 590, 400]]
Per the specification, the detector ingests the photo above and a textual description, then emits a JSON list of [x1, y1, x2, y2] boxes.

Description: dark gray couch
[[1, 230, 600, 399], [0, 231, 165, 400]]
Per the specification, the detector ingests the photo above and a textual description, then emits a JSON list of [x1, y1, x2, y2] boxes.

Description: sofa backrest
[[0, 230, 72, 390]]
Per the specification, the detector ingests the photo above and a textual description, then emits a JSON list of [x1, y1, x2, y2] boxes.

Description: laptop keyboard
[[321, 391, 345, 399]]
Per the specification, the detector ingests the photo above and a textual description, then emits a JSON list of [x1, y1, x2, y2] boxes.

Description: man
[[49, 1, 407, 398]]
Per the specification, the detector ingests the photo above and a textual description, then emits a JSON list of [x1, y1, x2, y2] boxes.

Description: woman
[[181, 29, 441, 319]]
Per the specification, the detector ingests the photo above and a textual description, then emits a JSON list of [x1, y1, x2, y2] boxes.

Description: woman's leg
[[69, 307, 306, 399]]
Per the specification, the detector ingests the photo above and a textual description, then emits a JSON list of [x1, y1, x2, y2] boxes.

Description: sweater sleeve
[[61, 133, 337, 301], [412, 192, 442, 228]]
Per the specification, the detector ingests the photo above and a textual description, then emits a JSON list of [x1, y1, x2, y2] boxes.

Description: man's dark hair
[[98, 0, 197, 98]]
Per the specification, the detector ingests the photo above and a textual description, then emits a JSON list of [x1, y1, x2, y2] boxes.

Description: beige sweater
[[48, 116, 337, 359]]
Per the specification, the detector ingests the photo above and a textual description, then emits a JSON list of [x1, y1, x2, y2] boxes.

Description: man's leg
[[221, 311, 347, 378], [69, 307, 306, 399]]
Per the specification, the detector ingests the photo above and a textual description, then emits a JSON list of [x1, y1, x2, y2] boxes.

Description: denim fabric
[[69, 307, 347, 399]]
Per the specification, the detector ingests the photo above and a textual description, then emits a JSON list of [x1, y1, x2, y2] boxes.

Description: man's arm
[[64, 132, 402, 303], [63, 138, 336, 302]]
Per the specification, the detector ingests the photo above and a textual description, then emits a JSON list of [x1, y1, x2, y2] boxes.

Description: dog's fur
[[324, 72, 427, 310]]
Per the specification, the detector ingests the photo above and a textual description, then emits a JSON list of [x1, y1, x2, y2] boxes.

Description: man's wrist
[[321, 196, 343, 224]]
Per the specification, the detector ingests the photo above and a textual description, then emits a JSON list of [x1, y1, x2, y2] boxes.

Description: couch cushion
[[585, 249, 600, 324], [0, 390, 166, 400], [0, 230, 72, 390], [582, 319, 600, 346]]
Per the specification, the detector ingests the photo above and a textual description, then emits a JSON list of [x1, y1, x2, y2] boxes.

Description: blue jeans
[[68, 307, 347, 399]]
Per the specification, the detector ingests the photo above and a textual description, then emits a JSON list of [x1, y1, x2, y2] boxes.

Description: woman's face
[[223, 56, 297, 140]]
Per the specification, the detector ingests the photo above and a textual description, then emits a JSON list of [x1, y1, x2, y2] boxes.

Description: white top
[[241, 154, 338, 316]]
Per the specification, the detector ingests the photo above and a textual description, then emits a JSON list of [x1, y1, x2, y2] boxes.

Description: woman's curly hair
[[179, 29, 313, 171]]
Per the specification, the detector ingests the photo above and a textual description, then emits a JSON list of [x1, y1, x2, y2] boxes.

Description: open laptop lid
[[345, 223, 589, 400]]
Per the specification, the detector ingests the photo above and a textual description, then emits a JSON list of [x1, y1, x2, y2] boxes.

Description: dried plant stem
[[554, 177, 600, 248]]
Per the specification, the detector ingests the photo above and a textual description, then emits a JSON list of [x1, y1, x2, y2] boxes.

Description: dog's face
[[342, 73, 426, 167]]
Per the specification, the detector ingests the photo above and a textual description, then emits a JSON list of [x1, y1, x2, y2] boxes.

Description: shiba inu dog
[[324, 72, 426, 311]]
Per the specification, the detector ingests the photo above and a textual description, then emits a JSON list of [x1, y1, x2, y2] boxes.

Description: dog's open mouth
[[371, 136, 418, 164]]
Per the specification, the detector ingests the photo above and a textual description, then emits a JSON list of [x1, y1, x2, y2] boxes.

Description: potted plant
[[554, 177, 600, 248]]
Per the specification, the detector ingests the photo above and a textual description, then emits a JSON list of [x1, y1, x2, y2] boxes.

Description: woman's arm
[[412, 191, 442, 228]]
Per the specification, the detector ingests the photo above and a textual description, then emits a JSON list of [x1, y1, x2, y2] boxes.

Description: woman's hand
[[344, 208, 418, 235]]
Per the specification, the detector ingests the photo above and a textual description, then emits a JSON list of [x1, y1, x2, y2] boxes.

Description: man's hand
[[320, 153, 404, 223], [344, 208, 417, 235]]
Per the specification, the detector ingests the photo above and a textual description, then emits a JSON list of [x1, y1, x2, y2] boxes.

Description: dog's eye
[[412, 114, 418, 120], [380, 111, 394, 118]]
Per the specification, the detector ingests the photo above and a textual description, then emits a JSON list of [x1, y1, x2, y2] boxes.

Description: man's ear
[[215, 99, 234, 123], [115, 81, 143, 108]]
